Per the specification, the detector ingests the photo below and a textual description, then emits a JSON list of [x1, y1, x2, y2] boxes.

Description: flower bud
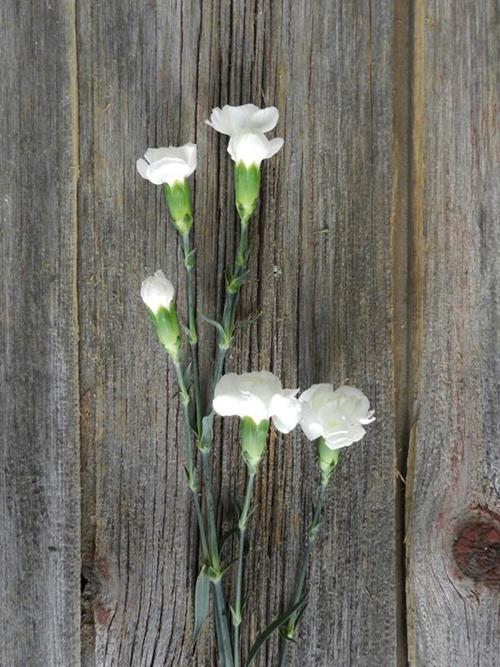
[[163, 179, 193, 233], [240, 417, 269, 473], [141, 271, 182, 359], [152, 304, 182, 359]]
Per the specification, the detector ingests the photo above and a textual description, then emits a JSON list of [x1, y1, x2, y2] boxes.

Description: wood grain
[[77, 0, 403, 665], [406, 1, 500, 665], [0, 1, 81, 666], [3, 0, 498, 665]]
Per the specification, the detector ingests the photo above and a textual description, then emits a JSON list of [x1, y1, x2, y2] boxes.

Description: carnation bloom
[[206, 104, 284, 168], [299, 384, 375, 449], [206, 104, 279, 136], [136, 143, 196, 186], [140, 270, 175, 314], [213, 371, 301, 433]]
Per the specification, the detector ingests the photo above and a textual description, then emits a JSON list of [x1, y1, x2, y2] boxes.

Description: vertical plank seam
[[405, 0, 426, 664], [70, 0, 83, 663], [391, 0, 412, 663]]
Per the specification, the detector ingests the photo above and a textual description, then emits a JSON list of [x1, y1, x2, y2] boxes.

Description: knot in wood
[[453, 512, 500, 587]]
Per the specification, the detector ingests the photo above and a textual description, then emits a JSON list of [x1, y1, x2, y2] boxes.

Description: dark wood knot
[[453, 512, 500, 587]]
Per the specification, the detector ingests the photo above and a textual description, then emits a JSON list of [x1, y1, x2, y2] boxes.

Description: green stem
[[172, 361, 209, 562], [182, 231, 203, 435], [201, 449, 234, 667], [213, 578, 235, 667], [196, 216, 251, 665], [233, 471, 256, 667], [279, 482, 328, 666], [201, 219, 251, 450]]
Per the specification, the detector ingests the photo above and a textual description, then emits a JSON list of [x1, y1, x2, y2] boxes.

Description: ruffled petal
[[136, 158, 150, 180], [270, 392, 301, 434], [251, 107, 279, 133]]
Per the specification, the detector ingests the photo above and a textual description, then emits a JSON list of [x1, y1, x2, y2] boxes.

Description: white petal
[[251, 107, 279, 133], [299, 383, 332, 405], [299, 414, 324, 441], [270, 393, 301, 434], [147, 158, 190, 185], [265, 137, 284, 159], [137, 144, 196, 185], [145, 147, 172, 163], [323, 436, 352, 450], [206, 104, 260, 135], [206, 104, 280, 136], [136, 158, 150, 180], [228, 132, 283, 167]]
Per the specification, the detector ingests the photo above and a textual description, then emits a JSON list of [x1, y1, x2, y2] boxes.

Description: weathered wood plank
[[0, 1, 81, 666], [406, 2, 500, 665], [77, 1, 402, 665]]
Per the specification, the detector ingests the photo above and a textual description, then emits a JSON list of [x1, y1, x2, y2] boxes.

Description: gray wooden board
[[406, 2, 500, 666], [0, 1, 81, 666], [77, 1, 401, 665], [3, 0, 499, 666]]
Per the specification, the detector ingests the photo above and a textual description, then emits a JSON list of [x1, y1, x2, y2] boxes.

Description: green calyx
[[234, 162, 261, 221], [150, 303, 182, 360], [318, 437, 340, 486], [163, 180, 193, 233], [240, 416, 269, 474]]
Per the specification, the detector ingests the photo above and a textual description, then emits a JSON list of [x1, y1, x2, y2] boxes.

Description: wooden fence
[[1, 1, 498, 665]]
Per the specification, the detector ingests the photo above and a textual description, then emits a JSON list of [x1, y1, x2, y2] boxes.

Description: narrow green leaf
[[192, 566, 210, 645], [220, 557, 238, 577], [200, 312, 226, 339], [246, 597, 307, 666]]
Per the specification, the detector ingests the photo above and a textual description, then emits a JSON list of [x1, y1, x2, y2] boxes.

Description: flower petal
[[251, 107, 280, 133], [228, 132, 283, 167], [136, 158, 150, 180], [270, 392, 301, 434]]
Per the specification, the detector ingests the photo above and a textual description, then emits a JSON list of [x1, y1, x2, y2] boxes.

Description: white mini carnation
[[206, 104, 284, 167], [140, 270, 175, 314], [136, 143, 196, 186], [206, 104, 279, 136], [299, 384, 375, 449], [213, 371, 301, 433]]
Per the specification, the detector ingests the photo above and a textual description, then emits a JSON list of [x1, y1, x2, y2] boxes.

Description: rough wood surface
[[2, 1, 499, 666], [406, 1, 500, 665], [0, 1, 81, 666], [76, 1, 402, 665]]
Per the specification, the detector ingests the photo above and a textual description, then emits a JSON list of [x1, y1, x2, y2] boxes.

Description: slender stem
[[233, 471, 255, 667], [172, 361, 209, 562], [201, 449, 234, 667], [194, 219, 250, 665], [182, 231, 203, 435], [201, 219, 250, 449], [213, 578, 235, 667], [279, 482, 328, 667]]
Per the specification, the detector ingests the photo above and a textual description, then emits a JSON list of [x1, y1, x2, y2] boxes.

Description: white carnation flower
[[136, 143, 196, 186], [213, 371, 301, 433], [299, 384, 375, 449]]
